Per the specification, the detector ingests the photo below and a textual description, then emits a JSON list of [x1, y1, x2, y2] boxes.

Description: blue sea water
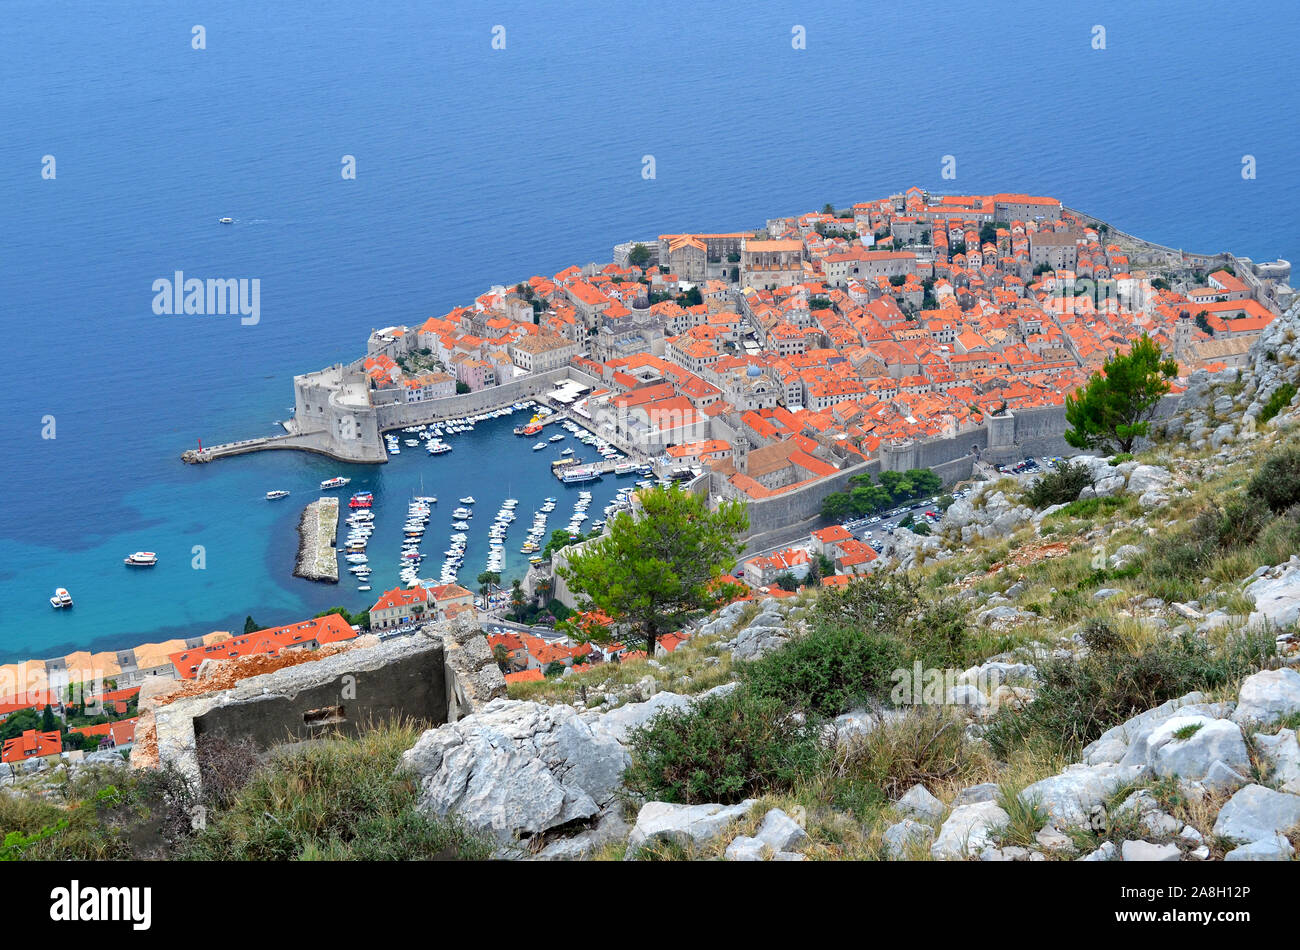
[[2, 0, 1298, 662]]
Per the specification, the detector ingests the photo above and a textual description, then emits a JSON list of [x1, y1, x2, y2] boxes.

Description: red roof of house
[[2, 729, 62, 763], [504, 669, 544, 683], [370, 585, 430, 613], [168, 613, 357, 680]]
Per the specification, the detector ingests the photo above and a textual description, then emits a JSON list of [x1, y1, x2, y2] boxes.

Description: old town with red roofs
[[354, 188, 1288, 507]]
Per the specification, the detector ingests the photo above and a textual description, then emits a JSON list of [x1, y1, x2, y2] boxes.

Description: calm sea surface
[[2, 0, 1297, 661]]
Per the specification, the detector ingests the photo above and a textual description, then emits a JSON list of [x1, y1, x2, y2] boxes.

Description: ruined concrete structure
[[137, 618, 505, 793]]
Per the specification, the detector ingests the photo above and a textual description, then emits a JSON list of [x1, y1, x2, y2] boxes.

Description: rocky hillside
[[388, 298, 1300, 861]]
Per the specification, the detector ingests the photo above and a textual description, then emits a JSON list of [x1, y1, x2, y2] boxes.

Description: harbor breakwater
[[294, 498, 339, 584]]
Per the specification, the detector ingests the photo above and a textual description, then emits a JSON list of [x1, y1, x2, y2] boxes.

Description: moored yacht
[[50, 587, 73, 608], [124, 551, 158, 567], [266, 489, 291, 500]]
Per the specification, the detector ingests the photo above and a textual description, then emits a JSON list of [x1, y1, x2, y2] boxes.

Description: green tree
[[774, 572, 800, 592], [1, 708, 41, 742], [509, 579, 526, 619], [628, 243, 651, 267], [557, 485, 748, 655], [242, 616, 260, 635], [1065, 334, 1178, 454], [455, 381, 470, 394], [821, 492, 855, 521], [41, 705, 56, 732], [476, 571, 501, 596]]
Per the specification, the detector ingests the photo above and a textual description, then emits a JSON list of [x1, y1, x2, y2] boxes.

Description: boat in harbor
[[266, 489, 291, 500], [124, 551, 158, 567], [551, 457, 577, 469], [560, 447, 574, 455], [459, 496, 475, 505], [320, 476, 351, 490], [532, 442, 546, 450], [49, 587, 73, 609], [560, 468, 601, 484], [349, 492, 373, 509]]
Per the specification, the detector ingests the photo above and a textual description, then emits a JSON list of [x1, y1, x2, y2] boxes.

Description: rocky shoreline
[[293, 498, 338, 583]]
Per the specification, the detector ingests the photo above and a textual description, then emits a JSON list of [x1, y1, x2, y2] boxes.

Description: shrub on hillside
[[982, 630, 1273, 759], [1023, 461, 1092, 508], [741, 625, 909, 719], [1258, 382, 1297, 425], [1248, 445, 1300, 513], [621, 688, 823, 804], [827, 708, 989, 806], [187, 721, 491, 860], [1147, 493, 1271, 583]]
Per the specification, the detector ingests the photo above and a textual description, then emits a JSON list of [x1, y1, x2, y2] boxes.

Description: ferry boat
[[348, 492, 373, 509], [320, 476, 351, 490], [50, 587, 73, 609], [124, 551, 158, 567], [266, 489, 291, 500], [532, 442, 547, 451], [614, 460, 639, 476], [560, 468, 601, 485], [551, 457, 577, 470]]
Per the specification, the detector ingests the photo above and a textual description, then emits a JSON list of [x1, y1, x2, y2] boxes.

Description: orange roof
[[2, 729, 62, 763], [504, 669, 544, 683], [370, 585, 430, 613], [168, 613, 357, 680]]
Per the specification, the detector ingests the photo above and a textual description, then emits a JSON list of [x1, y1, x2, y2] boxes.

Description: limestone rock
[[1121, 840, 1182, 862], [896, 784, 945, 820], [1224, 835, 1294, 861], [1145, 716, 1251, 782], [931, 800, 1009, 859], [625, 800, 756, 856], [1232, 668, 1300, 726], [754, 808, 808, 852], [1212, 784, 1300, 844], [1253, 728, 1300, 793], [883, 818, 934, 859]]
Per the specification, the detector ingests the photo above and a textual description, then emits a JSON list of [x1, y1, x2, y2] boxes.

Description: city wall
[[733, 393, 1182, 544]]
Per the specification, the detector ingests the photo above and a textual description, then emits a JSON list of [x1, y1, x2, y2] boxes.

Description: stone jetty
[[294, 497, 338, 583]]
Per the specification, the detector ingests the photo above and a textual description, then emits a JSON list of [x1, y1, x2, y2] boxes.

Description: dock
[[293, 497, 339, 583]]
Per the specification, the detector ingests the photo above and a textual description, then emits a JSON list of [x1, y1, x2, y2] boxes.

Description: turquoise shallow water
[[2, 0, 1298, 661]]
